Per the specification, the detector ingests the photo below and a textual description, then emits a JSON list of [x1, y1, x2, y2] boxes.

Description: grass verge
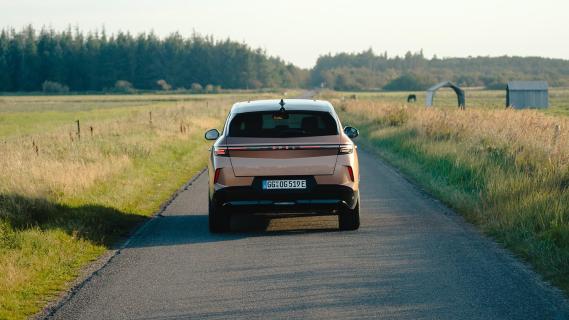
[[331, 95, 569, 295]]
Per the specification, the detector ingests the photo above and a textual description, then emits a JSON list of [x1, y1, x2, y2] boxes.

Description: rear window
[[228, 111, 338, 138]]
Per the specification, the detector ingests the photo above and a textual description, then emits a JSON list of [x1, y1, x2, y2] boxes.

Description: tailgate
[[226, 136, 340, 177]]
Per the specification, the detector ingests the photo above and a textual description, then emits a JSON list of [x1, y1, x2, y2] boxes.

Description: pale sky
[[1, 0, 568, 68]]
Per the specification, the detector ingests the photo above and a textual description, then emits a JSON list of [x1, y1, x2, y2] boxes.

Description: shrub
[[191, 83, 203, 93], [114, 80, 135, 93], [204, 84, 214, 93], [156, 79, 172, 91], [42, 81, 69, 93]]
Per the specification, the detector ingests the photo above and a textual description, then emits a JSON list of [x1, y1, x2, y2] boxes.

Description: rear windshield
[[228, 111, 338, 138]]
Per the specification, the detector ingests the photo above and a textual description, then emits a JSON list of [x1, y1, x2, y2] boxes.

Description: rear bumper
[[212, 184, 358, 214]]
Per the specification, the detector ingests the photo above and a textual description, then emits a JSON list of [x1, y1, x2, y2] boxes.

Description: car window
[[228, 111, 338, 138]]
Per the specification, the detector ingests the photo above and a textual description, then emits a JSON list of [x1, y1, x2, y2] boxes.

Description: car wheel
[[209, 200, 230, 233], [339, 197, 360, 231]]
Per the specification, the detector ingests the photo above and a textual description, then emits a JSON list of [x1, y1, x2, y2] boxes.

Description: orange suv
[[204, 99, 360, 232]]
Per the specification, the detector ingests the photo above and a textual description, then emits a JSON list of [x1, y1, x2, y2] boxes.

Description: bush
[[204, 84, 214, 93], [191, 83, 203, 93], [156, 79, 172, 91], [42, 81, 69, 93], [383, 74, 429, 91], [114, 80, 135, 93]]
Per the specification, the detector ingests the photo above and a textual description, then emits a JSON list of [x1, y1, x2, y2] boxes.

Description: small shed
[[425, 81, 465, 108], [506, 81, 548, 109]]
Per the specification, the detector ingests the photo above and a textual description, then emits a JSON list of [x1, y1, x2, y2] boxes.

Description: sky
[[1, 0, 568, 68]]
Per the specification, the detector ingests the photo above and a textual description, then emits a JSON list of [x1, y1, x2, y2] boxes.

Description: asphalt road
[[50, 151, 569, 319]]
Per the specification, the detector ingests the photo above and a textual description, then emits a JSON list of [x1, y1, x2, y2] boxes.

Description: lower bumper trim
[[213, 185, 358, 213]]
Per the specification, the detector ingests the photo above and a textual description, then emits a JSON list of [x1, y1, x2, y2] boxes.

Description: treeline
[[0, 26, 308, 92], [3, 26, 569, 93], [310, 49, 569, 91]]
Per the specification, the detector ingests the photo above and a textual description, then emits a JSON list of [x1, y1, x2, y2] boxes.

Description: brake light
[[214, 168, 222, 184], [339, 144, 354, 154], [347, 166, 355, 182], [214, 146, 228, 156]]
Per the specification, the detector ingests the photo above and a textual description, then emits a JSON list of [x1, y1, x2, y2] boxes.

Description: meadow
[[320, 89, 569, 294], [0, 92, 279, 319], [330, 88, 569, 114]]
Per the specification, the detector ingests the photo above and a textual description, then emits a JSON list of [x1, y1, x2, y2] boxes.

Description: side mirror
[[344, 126, 359, 139], [204, 129, 220, 140]]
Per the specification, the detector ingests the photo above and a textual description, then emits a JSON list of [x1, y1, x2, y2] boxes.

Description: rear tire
[[209, 200, 230, 233], [339, 197, 360, 231]]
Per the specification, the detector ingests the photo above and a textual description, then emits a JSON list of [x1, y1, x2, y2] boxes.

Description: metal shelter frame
[[425, 81, 465, 108]]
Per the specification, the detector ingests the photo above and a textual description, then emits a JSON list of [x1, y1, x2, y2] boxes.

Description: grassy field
[[320, 89, 569, 294], [330, 88, 569, 115], [2, 89, 568, 318], [0, 92, 282, 319]]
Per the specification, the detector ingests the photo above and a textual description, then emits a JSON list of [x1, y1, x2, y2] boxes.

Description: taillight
[[214, 168, 222, 184], [346, 166, 355, 182], [214, 146, 228, 156], [339, 144, 354, 154]]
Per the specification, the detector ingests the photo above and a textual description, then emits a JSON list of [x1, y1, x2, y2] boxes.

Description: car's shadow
[[126, 213, 339, 248]]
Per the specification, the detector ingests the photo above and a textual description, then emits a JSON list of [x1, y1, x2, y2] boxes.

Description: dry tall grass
[[0, 105, 221, 200], [336, 98, 569, 292], [343, 100, 569, 166]]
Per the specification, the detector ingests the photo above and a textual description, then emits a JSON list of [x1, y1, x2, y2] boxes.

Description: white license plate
[[262, 179, 306, 190]]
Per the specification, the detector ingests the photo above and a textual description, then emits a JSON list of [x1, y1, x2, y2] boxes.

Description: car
[[204, 98, 360, 233]]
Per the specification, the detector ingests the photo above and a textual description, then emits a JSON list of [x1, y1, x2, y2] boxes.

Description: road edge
[[35, 168, 208, 320]]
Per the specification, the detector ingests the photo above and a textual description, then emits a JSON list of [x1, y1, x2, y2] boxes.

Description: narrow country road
[[49, 151, 569, 319]]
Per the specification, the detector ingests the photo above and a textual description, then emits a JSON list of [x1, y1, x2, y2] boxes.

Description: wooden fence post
[[76, 120, 81, 140], [32, 140, 39, 155]]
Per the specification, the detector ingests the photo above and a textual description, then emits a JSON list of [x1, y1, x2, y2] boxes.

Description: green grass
[[330, 91, 569, 295], [0, 93, 275, 319]]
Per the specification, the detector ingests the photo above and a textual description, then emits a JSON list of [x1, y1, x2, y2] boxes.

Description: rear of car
[[205, 99, 360, 232]]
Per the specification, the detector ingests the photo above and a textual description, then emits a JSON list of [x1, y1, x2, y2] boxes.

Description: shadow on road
[[126, 213, 339, 248]]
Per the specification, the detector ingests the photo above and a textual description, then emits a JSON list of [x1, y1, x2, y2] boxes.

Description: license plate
[[262, 179, 306, 190]]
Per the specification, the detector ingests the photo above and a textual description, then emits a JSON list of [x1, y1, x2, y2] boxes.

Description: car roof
[[230, 99, 335, 114]]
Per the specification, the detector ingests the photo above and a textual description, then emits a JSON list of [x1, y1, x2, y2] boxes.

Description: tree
[[0, 27, 307, 92], [383, 74, 428, 91], [0, 30, 10, 91], [310, 49, 569, 90]]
